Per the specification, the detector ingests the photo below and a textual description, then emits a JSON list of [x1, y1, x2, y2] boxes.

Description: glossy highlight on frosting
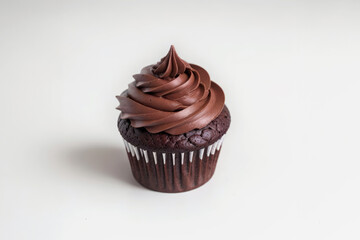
[[116, 45, 225, 135]]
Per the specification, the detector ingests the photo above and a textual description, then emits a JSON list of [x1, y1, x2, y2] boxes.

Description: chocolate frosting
[[116, 46, 225, 135]]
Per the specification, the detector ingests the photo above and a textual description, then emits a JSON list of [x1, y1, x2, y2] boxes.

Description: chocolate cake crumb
[[118, 105, 231, 153]]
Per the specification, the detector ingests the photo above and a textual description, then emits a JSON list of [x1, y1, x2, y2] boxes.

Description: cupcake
[[116, 45, 231, 193]]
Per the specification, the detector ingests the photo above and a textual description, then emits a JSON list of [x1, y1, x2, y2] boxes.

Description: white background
[[1, 0, 360, 239]]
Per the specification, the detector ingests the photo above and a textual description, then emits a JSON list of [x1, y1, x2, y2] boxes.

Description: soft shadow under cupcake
[[66, 144, 141, 188]]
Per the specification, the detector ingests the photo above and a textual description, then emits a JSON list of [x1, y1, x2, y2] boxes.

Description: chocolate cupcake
[[116, 46, 231, 192]]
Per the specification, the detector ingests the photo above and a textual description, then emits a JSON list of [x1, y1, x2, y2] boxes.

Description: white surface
[[1, 1, 360, 239]]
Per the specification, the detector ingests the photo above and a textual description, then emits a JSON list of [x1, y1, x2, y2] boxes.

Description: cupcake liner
[[122, 135, 226, 193]]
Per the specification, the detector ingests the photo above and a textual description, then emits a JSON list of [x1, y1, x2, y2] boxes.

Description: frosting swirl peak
[[116, 45, 225, 135], [153, 45, 187, 79]]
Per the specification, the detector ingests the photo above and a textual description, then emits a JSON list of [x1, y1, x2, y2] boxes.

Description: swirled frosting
[[116, 45, 225, 135]]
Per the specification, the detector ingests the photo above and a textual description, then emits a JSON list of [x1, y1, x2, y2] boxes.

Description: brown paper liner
[[122, 136, 225, 193]]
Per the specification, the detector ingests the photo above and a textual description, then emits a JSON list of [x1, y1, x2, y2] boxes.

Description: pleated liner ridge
[[122, 135, 226, 193]]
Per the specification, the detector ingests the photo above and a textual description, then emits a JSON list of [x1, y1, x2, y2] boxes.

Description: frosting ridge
[[116, 45, 225, 135]]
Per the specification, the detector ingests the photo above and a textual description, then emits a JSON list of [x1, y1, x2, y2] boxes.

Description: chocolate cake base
[[123, 134, 225, 193], [118, 105, 230, 193]]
